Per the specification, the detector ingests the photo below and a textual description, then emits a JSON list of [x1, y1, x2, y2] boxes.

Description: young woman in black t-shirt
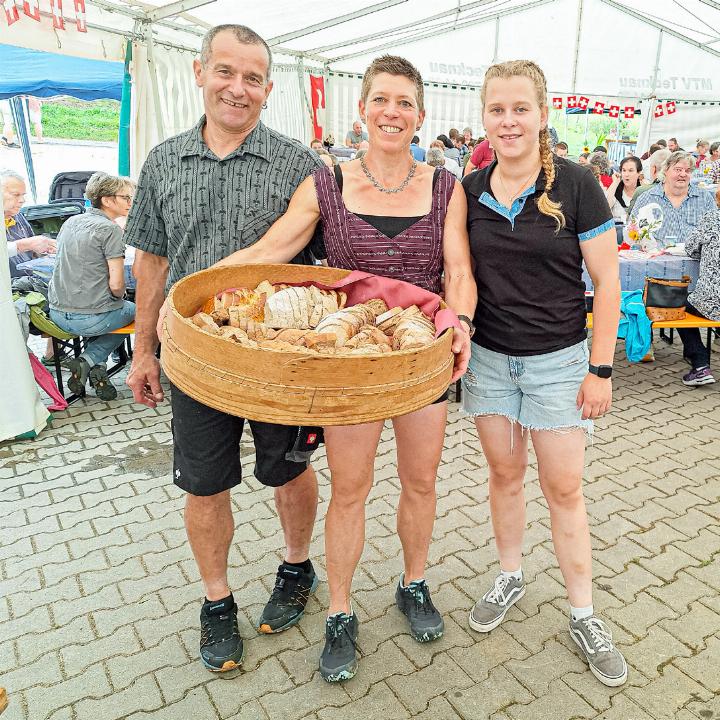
[[461, 60, 627, 687]]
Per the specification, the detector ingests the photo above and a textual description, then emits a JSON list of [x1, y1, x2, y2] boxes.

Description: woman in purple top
[[220, 55, 476, 682]]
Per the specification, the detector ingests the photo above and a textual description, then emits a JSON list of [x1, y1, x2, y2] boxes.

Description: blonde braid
[[537, 127, 565, 232]]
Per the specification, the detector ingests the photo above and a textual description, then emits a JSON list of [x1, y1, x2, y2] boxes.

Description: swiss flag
[[666, 101, 677, 115], [552, 97, 563, 110], [654, 103, 664, 118], [74, 0, 86, 32], [593, 101, 605, 115], [608, 105, 620, 118], [50, 0, 65, 29], [23, 0, 40, 20], [2, 0, 20, 24], [623, 106, 635, 119], [578, 96, 589, 110], [567, 95, 577, 108], [309, 75, 325, 140]]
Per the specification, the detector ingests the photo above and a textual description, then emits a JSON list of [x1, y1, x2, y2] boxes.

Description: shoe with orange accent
[[257, 562, 318, 634], [199, 596, 244, 672]]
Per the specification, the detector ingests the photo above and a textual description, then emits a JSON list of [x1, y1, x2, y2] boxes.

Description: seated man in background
[[428, 139, 462, 179], [345, 119, 368, 149], [463, 136, 494, 176], [48, 172, 136, 401], [2, 169, 55, 277], [630, 151, 715, 243], [554, 141, 569, 157], [310, 138, 323, 152], [630, 148, 671, 213], [410, 135, 425, 161], [424, 146, 446, 169]]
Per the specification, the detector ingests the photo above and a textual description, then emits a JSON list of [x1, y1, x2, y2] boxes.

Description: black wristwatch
[[457, 314, 476, 338], [588, 363, 613, 379]]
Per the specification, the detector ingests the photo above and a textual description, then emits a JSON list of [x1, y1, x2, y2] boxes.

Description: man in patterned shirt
[[124, 24, 323, 673], [631, 151, 715, 242]]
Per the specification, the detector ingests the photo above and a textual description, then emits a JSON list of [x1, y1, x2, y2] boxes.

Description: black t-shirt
[[463, 156, 613, 356]]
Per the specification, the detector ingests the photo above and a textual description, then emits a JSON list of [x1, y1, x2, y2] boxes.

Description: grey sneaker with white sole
[[569, 615, 628, 686], [468, 573, 525, 632]]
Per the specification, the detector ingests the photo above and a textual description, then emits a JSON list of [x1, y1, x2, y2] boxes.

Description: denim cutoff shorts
[[461, 340, 593, 434]]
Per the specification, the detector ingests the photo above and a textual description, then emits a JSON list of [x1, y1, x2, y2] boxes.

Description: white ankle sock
[[501, 568, 523, 582], [570, 604, 594, 622]]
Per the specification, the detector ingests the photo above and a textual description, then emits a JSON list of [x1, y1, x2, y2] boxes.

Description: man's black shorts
[[170, 383, 310, 496]]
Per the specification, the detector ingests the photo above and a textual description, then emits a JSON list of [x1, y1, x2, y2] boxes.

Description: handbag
[[642, 275, 690, 321]]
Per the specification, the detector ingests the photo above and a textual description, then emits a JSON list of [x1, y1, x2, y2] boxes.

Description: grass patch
[[39, 97, 120, 142]]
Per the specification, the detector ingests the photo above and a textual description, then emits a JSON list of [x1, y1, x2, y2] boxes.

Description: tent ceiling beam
[[697, 0, 720, 9], [267, 0, 408, 46], [327, 0, 556, 64], [599, 0, 720, 59], [307, 0, 496, 54], [89, 0, 207, 38], [145, 0, 215, 22]]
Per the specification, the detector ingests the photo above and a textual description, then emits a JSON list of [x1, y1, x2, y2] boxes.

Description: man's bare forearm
[[133, 250, 169, 355]]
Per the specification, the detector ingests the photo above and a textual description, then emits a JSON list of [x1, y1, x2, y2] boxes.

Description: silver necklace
[[360, 156, 417, 194], [496, 164, 541, 204]]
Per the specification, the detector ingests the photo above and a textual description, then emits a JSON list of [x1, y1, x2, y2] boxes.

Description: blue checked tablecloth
[[583, 255, 700, 292]]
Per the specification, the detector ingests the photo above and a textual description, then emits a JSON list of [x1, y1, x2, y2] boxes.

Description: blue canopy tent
[[0, 44, 124, 202]]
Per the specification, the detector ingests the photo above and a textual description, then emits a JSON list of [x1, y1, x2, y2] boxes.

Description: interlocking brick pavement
[[1, 340, 719, 719]]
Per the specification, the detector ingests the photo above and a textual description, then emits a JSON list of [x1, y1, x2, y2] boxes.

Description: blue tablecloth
[[583, 254, 700, 292]]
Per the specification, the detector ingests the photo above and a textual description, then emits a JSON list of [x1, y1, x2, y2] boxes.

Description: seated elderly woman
[[2, 169, 56, 277], [677, 187, 720, 387], [48, 172, 136, 401]]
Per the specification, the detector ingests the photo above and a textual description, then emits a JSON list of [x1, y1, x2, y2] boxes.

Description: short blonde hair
[[360, 55, 424, 113], [85, 172, 136, 209], [481, 59, 565, 231]]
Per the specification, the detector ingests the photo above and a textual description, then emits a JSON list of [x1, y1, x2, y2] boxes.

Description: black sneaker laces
[[200, 608, 237, 647], [407, 581, 438, 616], [268, 571, 311, 608], [326, 615, 359, 654]]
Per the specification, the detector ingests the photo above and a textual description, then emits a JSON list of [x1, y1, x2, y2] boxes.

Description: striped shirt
[[124, 117, 323, 290], [313, 165, 455, 294], [631, 182, 716, 242]]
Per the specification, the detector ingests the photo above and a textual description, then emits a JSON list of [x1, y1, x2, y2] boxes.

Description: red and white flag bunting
[[623, 106, 635, 119], [23, 0, 40, 20], [2, 0, 20, 24], [654, 103, 664, 118], [577, 96, 589, 110], [608, 105, 620, 118], [567, 95, 577, 108], [666, 101, 677, 114], [50, 0, 64, 29], [552, 97, 563, 110], [593, 101, 605, 115], [74, 0, 86, 31]]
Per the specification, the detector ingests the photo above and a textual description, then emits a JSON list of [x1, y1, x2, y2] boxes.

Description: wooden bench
[[48, 322, 135, 403], [587, 312, 720, 356]]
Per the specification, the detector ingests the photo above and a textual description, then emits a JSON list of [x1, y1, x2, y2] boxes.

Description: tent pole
[[118, 40, 133, 176], [144, 26, 167, 144], [296, 58, 313, 143], [323, 62, 331, 143], [10, 98, 36, 203], [571, 0, 584, 93], [492, 17, 500, 62]]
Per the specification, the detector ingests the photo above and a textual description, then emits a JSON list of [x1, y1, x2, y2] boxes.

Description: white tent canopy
[[1, 0, 719, 170]]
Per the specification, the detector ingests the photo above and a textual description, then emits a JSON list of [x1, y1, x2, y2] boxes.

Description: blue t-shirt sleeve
[[574, 166, 614, 242]]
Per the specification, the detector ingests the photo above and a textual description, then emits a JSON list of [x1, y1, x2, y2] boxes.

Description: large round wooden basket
[[161, 264, 454, 425]]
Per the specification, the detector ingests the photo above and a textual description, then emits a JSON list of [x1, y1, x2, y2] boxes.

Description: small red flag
[[74, 0, 86, 31], [593, 101, 605, 115], [567, 95, 577, 109], [654, 103, 664, 118], [608, 105, 620, 118], [623, 106, 635, 119], [50, 0, 65, 29], [578, 96, 589, 110], [2, 0, 20, 24], [23, 0, 40, 20], [666, 101, 677, 115], [552, 97, 563, 110]]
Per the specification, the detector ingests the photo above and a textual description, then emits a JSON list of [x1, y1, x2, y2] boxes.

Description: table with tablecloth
[[583, 254, 700, 292]]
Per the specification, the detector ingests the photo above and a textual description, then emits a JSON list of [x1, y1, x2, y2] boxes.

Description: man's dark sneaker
[[257, 562, 318, 634], [89, 363, 118, 400], [319, 612, 359, 683], [682, 366, 715, 386], [199, 597, 244, 672], [66, 357, 90, 395], [395, 576, 444, 642]]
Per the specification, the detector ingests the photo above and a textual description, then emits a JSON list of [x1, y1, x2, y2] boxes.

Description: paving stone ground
[[1, 337, 719, 719]]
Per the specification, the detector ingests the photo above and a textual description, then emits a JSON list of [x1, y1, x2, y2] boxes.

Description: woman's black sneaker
[[257, 561, 318, 634], [199, 596, 244, 672], [319, 612, 359, 682], [395, 577, 444, 642]]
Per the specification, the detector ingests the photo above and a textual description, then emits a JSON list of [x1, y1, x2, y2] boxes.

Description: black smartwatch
[[588, 363, 613, 379], [457, 314, 476, 338]]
